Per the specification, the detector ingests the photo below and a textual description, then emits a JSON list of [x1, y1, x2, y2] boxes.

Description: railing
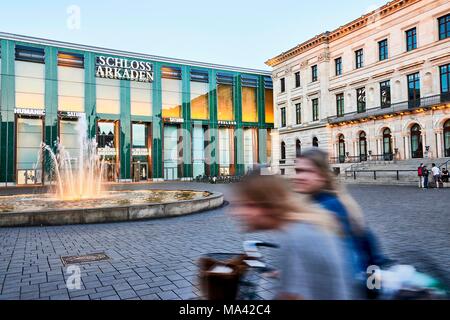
[[345, 169, 416, 181], [328, 93, 450, 124], [329, 153, 393, 164]]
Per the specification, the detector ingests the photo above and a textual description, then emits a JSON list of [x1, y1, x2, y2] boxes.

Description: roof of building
[[265, 0, 421, 67], [0, 31, 271, 76]]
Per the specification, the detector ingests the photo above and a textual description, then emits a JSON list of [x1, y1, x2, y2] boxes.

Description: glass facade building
[[0, 33, 273, 184]]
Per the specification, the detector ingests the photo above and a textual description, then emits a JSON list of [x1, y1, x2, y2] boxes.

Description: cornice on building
[[265, 0, 422, 67]]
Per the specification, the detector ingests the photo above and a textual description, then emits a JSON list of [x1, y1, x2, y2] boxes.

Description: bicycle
[[198, 241, 278, 300]]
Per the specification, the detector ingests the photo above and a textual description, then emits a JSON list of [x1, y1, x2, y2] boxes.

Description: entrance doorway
[[410, 124, 423, 158], [132, 162, 148, 182]]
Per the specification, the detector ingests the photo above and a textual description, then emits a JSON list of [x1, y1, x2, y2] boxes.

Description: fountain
[[0, 116, 223, 227]]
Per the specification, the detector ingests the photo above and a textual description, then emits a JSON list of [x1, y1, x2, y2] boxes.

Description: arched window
[[280, 141, 286, 164], [312, 137, 319, 147], [383, 128, 393, 160], [444, 120, 450, 157], [359, 131, 367, 161], [410, 124, 423, 158], [296, 139, 301, 157], [338, 134, 345, 163]]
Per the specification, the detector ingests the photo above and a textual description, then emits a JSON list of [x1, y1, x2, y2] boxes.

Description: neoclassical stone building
[[266, 0, 450, 174]]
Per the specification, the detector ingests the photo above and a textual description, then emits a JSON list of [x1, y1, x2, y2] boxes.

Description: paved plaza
[[0, 183, 449, 300]]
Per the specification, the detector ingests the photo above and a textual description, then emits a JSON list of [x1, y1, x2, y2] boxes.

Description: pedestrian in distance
[[417, 163, 424, 189], [422, 166, 429, 189], [431, 163, 441, 189]]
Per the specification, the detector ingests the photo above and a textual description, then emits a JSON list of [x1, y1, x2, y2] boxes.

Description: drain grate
[[61, 252, 110, 266]]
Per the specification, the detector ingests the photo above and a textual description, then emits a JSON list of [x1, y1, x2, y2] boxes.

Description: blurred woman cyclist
[[293, 148, 390, 298], [232, 171, 361, 300]]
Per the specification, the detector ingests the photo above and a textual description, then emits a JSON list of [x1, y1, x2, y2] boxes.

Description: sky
[[0, 0, 388, 70]]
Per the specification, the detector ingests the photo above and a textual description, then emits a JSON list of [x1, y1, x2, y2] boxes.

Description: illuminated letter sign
[[95, 56, 154, 83]]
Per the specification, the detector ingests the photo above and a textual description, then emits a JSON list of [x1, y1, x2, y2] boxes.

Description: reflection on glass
[[242, 87, 258, 122], [97, 122, 116, 148], [265, 89, 274, 123], [266, 129, 272, 163], [96, 78, 120, 114], [192, 126, 205, 177], [162, 78, 182, 118], [58, 66, 85, 112], [15, 61, 45, 109], [17, 118, 43, 170], [191, 81, 209, 120], [132, 123, 147, 148], [60, 120, 80, 160], [131, 82, 152, 116], [243, 128, 258, 172], [217, 84, 234, 121], [164, 125, 178, 180], [218, 128, 234, 175]]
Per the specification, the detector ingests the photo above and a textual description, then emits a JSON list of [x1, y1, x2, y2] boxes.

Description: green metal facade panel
[[0, 40, 15, 183], [0, 39, 273, 183]]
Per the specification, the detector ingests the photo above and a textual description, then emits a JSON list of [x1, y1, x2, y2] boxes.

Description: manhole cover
[[61, 252, 110, 266]]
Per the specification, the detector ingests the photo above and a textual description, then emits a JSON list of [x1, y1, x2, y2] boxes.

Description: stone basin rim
[[0, 189, 218, 215]]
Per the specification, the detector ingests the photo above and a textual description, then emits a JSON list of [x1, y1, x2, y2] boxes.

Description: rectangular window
[[280, 107, 286, 127], [406, 28, 417, 51], [294, 72, 301, 88], [356, 87, 366, 113], [131, 81, 152, 116], [162, 66, 182, 118], [132, 123, 147, 148], [295, 103, 301, 124], [60, 120, 80, 161], [335, 57, 342, 76], [380, 80, 391, 108], [190, 69, 209, 120], [58, 52, 85, 112], [440, 64, 450, 96], [16, 118, 43, 185], [336, 93, 344, 117], [217, 73, 234, 121], [264, 76, 274, 124], [378, 39, 388, 61], [438, 13, 450, 40], [311, 65, 318, 82], [280, 78, 285, 93], [15, 46, 45, 109], [407, 72, 421, 108], [312, 98, 319, 121], [355, 49, 364, 69], [96, 77, 120, 114], [242, 75, 258, 122]]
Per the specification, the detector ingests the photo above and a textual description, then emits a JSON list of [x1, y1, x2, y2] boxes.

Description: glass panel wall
[[265, 89, 274, 123], [59, 120, 80, 161], [243, 128, 258, 173], [15, 47, 45, 109], [97, 121, 119, 181], [132, 123, 150, 181], [131, 82, 152, 116], [16, 118, 43, 185], [217, 73, 234, 121], [218, 128, 234, 175], [190, 70, 209, 120], [242, 76, 258, 122], [192, 126, 206, 178], [163, 125, 179, 180], [58, 52, 85, 112], [96, 78, 120, 114], [162, 67, 182, 118]]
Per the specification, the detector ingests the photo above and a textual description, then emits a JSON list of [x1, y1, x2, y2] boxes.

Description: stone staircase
[[337, 157, 450, 186]]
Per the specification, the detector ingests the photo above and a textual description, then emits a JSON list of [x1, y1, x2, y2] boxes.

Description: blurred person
[[292, 148, 390, 297], [231, 171, 360, 300]]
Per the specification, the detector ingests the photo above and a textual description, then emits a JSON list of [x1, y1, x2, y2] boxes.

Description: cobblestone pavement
[[0, 183, 448, 300]]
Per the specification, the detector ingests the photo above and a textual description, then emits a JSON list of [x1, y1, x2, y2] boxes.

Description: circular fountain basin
[[0, 190, 223, 227]]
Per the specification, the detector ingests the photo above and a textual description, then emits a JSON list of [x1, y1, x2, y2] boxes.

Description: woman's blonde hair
[[236, 171, 343, 235], [296, 148, 366, 234]]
